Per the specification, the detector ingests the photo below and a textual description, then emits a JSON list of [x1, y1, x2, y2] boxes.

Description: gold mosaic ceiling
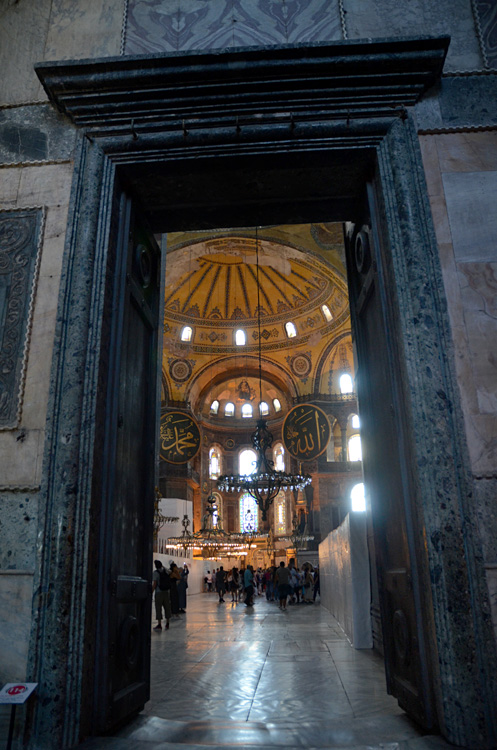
[[162, 225, 354, 407]]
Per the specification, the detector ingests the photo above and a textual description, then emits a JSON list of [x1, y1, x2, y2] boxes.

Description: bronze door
[[93, 191, 161, 733], [345, 200, 435, 729]]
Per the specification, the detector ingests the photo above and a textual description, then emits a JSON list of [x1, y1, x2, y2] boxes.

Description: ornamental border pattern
[[0, 206, 45, 429]]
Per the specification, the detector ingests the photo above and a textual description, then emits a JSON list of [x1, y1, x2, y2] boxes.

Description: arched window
[[351, 413, 360, 429], [241, 403, 253, 418], [273, 398, 281, 413], [240, 492, 258, 532], [210, 400, 219, 415], [351, 482, 366, 512], [285, 321, 297, 338], [348, 434, 362, 461], [339, 373, 353, 394], [273, 442, 285, 472], [181, 325, 193, 342], [239, 448, 257, 475], [275, 491, 286, 534], [321, 304, 333, 322], [209, 446, 222, 479], [225, 402, 235, 416], [259, 401, 269, 416], [235, 329, 246, 346]]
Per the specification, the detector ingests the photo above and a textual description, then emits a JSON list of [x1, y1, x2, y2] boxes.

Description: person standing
[[152, 559, 171, 631], [206, 570, 213, 592], [230, 567, 240, 602], [275, 561, 291, 610], [215, 565, 226, 602], [244, 564, 254, 606], [169, 561, 181, 614], [177, 563, 189, 613]]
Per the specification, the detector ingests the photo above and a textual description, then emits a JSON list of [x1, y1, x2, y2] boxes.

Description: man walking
[[152, 559, 171, 630], [215, 565, 226, 602]]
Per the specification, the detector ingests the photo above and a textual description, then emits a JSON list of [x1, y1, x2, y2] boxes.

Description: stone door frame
[[29, 38, 497, 748]]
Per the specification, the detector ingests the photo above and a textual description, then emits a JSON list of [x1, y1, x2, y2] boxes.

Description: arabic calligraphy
[[282, 404, 331, 461], [160, 411, 201, 464]]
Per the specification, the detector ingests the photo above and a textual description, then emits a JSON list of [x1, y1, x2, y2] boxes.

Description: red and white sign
[[0, 683, 37, 704]]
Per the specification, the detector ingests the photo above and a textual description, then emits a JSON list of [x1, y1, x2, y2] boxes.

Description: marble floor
[[78, 592, 452, 749]]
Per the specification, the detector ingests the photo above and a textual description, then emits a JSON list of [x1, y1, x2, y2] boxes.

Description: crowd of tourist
[[152, 558, 320, 631], [204, 559, 320, 609]]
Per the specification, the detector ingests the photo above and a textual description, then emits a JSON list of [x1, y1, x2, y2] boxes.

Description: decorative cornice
[[36, 37, 449, 139]]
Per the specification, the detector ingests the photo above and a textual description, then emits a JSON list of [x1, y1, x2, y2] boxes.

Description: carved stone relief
[[0, 208, 44, 428]]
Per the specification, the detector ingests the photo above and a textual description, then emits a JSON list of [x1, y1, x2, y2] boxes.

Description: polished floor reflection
[[144, 592, 401, 724], [80, 593, 451, 749]]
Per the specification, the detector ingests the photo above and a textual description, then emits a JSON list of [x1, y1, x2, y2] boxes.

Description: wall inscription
[[160, 410, 201, 464], [283, 404, 331, 461], [0, 209, 43, 428]]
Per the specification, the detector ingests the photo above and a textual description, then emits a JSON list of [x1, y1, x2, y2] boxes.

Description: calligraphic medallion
[[160, 411, 201, 464], [282, 404, 331, 461]]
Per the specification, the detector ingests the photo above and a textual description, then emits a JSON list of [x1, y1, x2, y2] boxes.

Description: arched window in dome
[[210, 400, 219, 415], [224, 402, 235, 417], [239, 448, 257, 476], [351, 413, 360, 429], [209, 446, 222, 479], [241, 403, 253, 419], [351, 482, 366, 512], [181, 325, 193, 342], [285, 321, 297, 338], [275, 491, 286, 534], [321, 304, 333, 322], [339, 373, 353, 394], [273, 442, 285, 472], [273, 398, 281, 413], [348, 434, 362, 462], [259, 401, 269, 416], [240, 492, 258, 533], [235, 329, 246, 346]]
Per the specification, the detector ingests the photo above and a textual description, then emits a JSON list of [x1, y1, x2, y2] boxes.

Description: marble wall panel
[[0, 0, 51, 105], [0, 494, 38, 570], [44, 0, 123, 61], [420, 132, 497, 479], [474, 0, 497, 68], [0, 573, 34, 682], [0, 105, 76, 165], [0, 162, 72, 483], [0, 209, 44, 428], [125, 0, 341, 54], [344, 0, 482, 72], [442, 171, 497, 262]]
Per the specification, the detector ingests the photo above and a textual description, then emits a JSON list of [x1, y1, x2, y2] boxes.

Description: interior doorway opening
[[150, 218, 392, 727]]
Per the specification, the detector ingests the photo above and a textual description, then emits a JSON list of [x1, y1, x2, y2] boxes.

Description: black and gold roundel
[[282, 404, 331, 461], [160, 411, 201, 464]]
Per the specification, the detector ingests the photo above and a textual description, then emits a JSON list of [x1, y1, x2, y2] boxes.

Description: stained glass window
[[240, 492, 258, 532]]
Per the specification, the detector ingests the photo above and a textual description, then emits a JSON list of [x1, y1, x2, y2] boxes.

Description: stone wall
[[420, 131, 497, 638]]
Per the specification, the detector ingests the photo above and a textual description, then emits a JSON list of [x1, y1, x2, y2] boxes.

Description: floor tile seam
[[327, 649, 355, 715], [245, 640, 272, 722]]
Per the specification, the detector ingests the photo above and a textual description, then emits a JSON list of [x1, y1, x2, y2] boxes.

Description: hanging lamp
[[217, 230, 311, 521]]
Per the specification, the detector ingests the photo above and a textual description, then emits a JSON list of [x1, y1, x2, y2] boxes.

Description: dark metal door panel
[[93, 193, 160, 733], [345, 207, 434, 729]]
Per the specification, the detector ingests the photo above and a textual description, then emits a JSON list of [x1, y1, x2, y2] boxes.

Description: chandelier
[[168, 494, 248, 559], [217, 229, 312, 521]]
